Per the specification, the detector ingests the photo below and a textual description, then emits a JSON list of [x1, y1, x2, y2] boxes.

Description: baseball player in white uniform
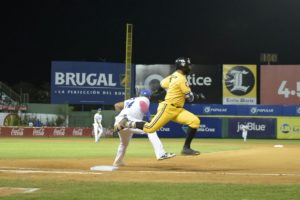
[[240, 123, 249, 142], [93, 108, 103, 143], [113, 89, 175, 167]]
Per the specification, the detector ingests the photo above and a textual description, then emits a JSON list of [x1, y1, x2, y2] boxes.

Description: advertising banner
[[195, 117, 222, 138], [187, 104, 237, 115], [136, 64, 222, 104], [282, 105, 300, 116], [277, 117, 300, 139], [51, 61, 125, 105], [261, 65, 300, 104], [236, 105, 283, 116], [0, 127, 92, 137], [223, 64, 257, 105], [228, 118, 276, 139]]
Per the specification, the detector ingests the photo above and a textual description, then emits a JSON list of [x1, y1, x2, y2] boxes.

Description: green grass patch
[[0, 179, 300, 200], [0, 138, 249, 159]]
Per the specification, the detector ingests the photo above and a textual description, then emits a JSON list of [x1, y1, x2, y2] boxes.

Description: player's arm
[[114, 102, 124, 113], [160, 75, 171, 89]]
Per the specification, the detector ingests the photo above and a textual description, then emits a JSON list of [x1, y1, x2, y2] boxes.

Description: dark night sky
[[1, 0, 300, 85]]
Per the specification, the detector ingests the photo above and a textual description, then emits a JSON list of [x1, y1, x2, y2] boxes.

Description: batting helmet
[[97, 108, 101, 112], [139, 89, 152, 98], [175, 57, 192, 75]]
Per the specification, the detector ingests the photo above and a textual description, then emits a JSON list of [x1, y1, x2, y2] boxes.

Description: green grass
[[0, 138, 250, 159], [0, 179, 300, 200], [1, 138, 300, 200]]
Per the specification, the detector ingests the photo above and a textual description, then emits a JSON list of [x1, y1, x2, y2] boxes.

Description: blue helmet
[[140, 89, 152, 98]]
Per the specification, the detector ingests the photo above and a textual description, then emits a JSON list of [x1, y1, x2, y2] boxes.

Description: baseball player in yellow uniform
[[115, 57, 201, 155]]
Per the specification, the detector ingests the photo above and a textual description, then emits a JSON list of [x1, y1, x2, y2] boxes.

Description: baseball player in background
[[115, 57, 202, 155], [93, 108, 103, 143], [113, 89, 175, 167], [241, 123, 249, 142]]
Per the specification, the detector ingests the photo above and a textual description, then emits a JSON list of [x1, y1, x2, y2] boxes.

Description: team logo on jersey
[[224, 66, 255, 96]]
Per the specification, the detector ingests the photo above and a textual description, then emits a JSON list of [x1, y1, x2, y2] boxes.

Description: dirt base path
[[1, 143, 300, 185]]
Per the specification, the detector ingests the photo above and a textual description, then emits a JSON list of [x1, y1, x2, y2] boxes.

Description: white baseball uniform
[[93, 112, 103, 143], [113, 96, 166, 166], [241, 124, 249, 142]]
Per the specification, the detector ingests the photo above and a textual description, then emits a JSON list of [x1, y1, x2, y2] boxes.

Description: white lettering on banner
[[53, 128, 65, 136], [159, 127, 170, 132], [72, 128, 83, 136], [237, 122, 266, 132], [11, 128, 24, 136], [33, 128, 45, 136], [198, 124, 215, 133], [55, 72, 117, 87], [250, 107, 274, 114], [187, 74, 212, 86], [204, 106, 227, 113]]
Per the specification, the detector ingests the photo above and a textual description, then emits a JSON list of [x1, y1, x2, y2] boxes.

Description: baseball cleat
[[181, 147, 200, 155], [158, 152, 176, 160], [114, 115, 129, 131], [113, 160, 126, 167]]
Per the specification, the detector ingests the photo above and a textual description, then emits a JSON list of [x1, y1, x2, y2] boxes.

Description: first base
[[90, 166, 118, 171]]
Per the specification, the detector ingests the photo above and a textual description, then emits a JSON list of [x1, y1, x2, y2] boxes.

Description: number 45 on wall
[[277, 81, 300, 98]]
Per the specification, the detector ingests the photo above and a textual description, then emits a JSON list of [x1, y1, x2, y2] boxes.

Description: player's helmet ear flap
[[175, 57, 192, 75], [139, 89, 152, 98]]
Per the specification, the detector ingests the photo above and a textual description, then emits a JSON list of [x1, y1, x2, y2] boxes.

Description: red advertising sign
[[260, 65, 300, 105], [0, 127, 93, 137]]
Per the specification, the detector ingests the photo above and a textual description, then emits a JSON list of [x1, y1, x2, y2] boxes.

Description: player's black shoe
[[181, 147, 200, 155]]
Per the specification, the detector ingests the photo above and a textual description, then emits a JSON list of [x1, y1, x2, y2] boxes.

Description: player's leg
[[115, 103, 176, 133], [96, 125, 103, 142], [173, 109, 200, 155], [113, 129, 133, 167], [93, 123, 98, 143], [143, 103, 175, 133], [147, 132, 175, 160]]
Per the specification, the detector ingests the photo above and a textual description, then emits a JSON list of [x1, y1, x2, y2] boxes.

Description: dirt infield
[[1, 142, 300, 186]]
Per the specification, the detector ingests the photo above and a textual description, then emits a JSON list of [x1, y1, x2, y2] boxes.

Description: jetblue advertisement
[[51, 61, 125, 105], [228, 118, 276, 139]]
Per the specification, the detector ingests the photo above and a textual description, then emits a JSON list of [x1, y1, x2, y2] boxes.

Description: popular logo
[[250, 107, 274, 114], [204, 106, 211, 113], [225, 66, 255, 96]]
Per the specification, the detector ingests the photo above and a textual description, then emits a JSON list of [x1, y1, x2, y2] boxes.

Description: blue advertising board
[[236, 105, 282, 116], [187, 104, 237, 115], [282, 105, 300, 116], [228, 118, 276, 139], [51, 61, 126, 105]]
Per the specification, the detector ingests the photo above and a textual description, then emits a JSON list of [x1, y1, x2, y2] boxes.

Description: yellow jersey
[[160, 71, 191, 107]]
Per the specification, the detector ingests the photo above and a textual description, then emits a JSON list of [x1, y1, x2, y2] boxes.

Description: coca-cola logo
[[33, 128, 45, 136], [11, 128, 24, 136], [53, 128, 65, 136], [72, 128, 83, 136]]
